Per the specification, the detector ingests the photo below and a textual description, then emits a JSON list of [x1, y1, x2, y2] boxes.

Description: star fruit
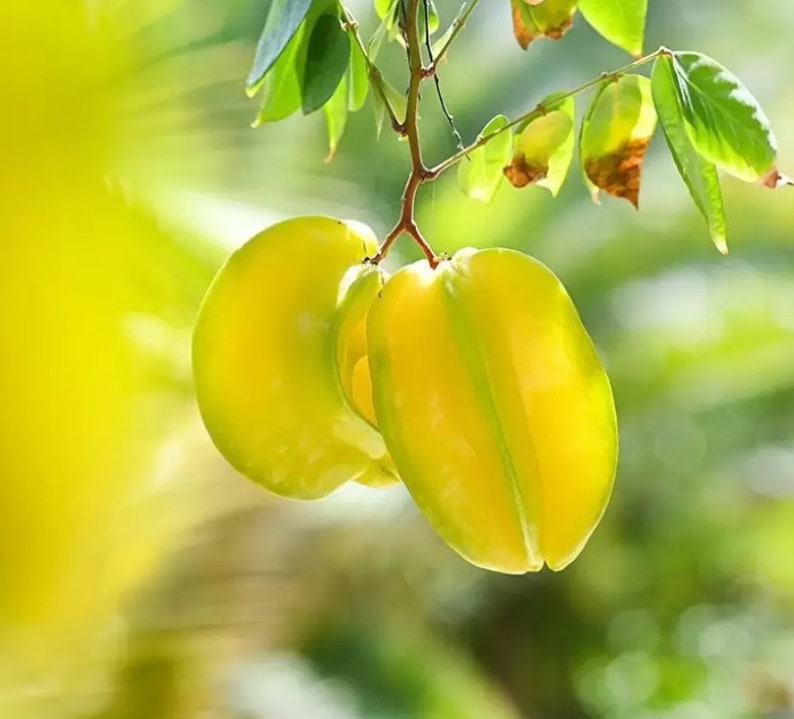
[[193, 216, 396, 498], [367, 247, 618, 572], [194, 218, 617, 574]]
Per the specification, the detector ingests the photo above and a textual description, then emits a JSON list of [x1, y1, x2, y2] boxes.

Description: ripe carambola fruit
[[335, 262, 400, 488], [367, 247, 618, 573], [193, 216, 396, 498]]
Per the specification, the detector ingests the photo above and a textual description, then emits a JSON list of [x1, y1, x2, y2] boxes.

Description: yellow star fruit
[[367, 248, 618, 573], [334, 263, 400, 488], [194, 218, 617, 574], [193, 216, 396, 498]]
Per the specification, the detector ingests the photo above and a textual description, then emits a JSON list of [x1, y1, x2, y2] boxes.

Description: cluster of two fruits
[[193, 216, 617, 574]]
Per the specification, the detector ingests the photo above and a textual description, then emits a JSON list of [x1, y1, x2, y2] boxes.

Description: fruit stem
[[373, 0, 439, 267]]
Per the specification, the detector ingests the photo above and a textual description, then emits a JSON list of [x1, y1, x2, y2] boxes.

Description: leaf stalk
[[428, 48, 666, 179]]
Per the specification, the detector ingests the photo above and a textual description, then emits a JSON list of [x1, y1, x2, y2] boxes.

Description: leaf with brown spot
[[511, 0, 534, 49], [761, 168, 794, 189], [579, 74, 657, 207], [510, 0, 577, 50], [504, 95, 575, 196], [505, 157, 548, 188], [584, 138, 650, 208]]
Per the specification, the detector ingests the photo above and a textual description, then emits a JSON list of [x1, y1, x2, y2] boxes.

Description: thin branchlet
[[374, 0, 437, 266], [422, 0, 464, 150], [372, 2, 664, 263]]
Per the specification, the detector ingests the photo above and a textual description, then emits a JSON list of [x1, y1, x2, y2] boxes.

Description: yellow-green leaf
[[578, 0, 647, 57], [579, 75, 657, 207], [511, 0, 577, 50], [458, 116, 513, 204], [504, 96, 575, 196]]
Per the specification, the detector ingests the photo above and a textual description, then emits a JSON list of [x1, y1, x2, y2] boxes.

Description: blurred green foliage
[[2, 1, 793, 718]]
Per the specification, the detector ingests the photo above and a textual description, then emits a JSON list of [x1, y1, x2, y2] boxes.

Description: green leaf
[[504, 95, 575, 196], [381, 77, 407, 126], [372, 87, 386, 138], [458, 116, 513, 204], [251, 23, 305, 125], [368, 18, 388, 60], [578, 0, 647, 56], [423, 0, 440, 36], [511, 0, 577, 50], [579, 74, 657, 207], [348, 41, 369, 112], [301, 14, 351, 114], [669, 51, 777, 182], [374, 0, 394, 18], [652, 54, 727, 253], [369, 0, 398, 58], [431, 20, 454, 57], [370, 75, 406, 138], [324, 73, 349, 161], [246, 0, 313, 95], [374, 0, 403, 44]]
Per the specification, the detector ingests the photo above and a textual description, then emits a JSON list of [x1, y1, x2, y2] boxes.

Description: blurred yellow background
[[1, 1, 793, 717]]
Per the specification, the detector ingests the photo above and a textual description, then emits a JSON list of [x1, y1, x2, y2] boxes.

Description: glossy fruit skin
[[193, 216, 394, 498], [334, 264, 399, 488], [368, 247, 617, 573]]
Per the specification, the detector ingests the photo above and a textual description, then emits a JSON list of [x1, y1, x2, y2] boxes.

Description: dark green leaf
[[578, 0, 647, 56], [670, 51, 777, 182], [301, 14, 351, 114], [652, 54, 727, 253], [458, 116, 512, 204], [251, 24, 305, 125], [246, 0, 313, 95], [374, 0, 393, 18]]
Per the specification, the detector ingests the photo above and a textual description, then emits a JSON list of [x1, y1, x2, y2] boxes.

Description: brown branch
[[372, 0, 439, 267]]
